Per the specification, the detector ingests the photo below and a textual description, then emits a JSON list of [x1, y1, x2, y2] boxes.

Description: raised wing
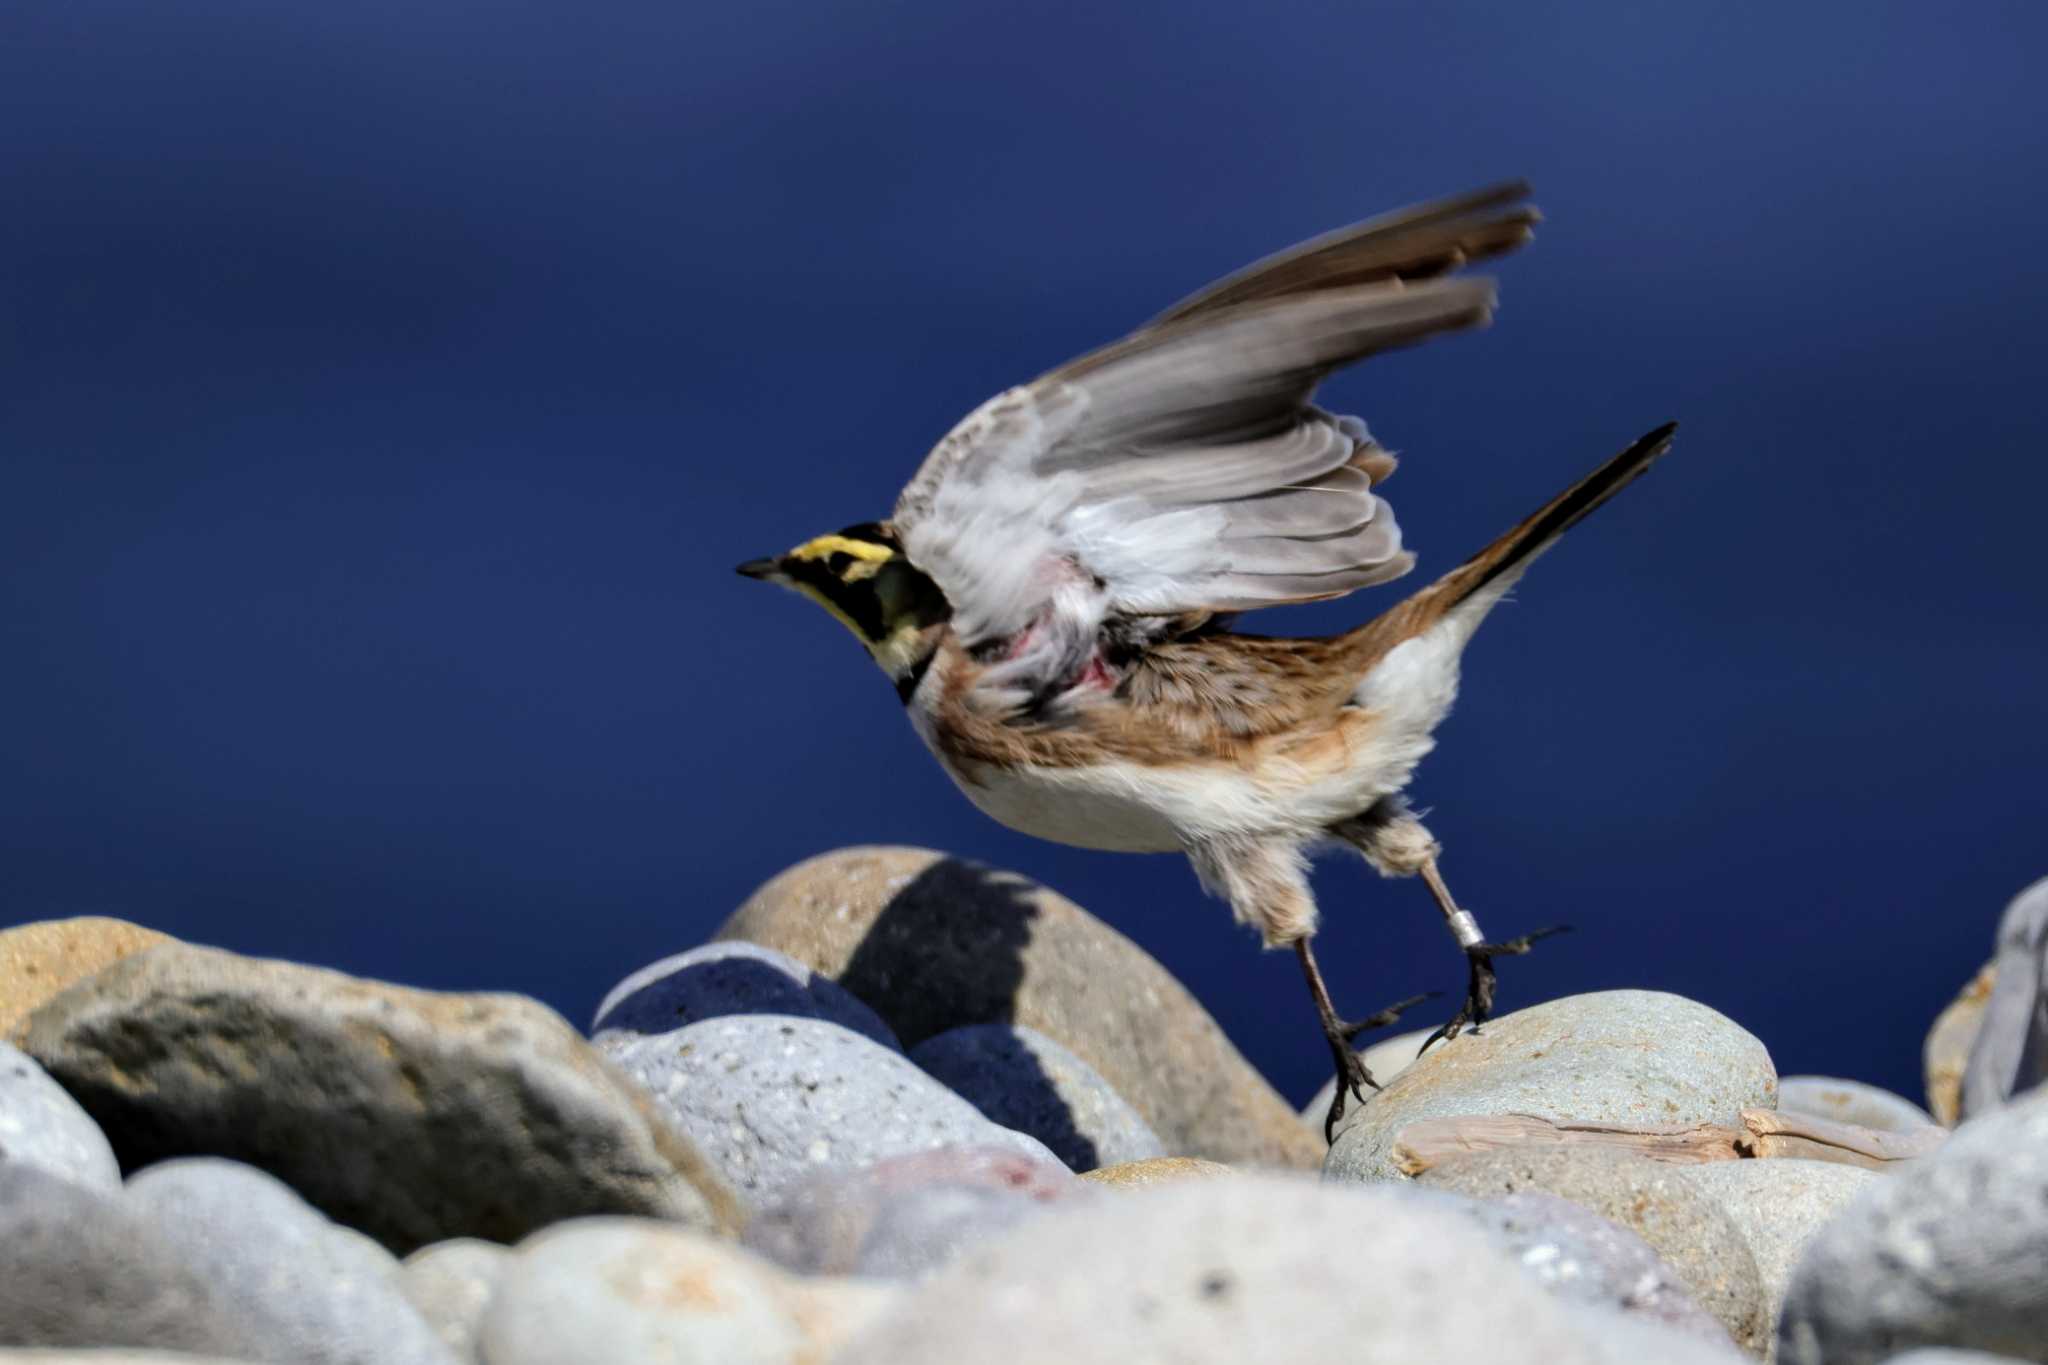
[[893, 183, 1537, 680]]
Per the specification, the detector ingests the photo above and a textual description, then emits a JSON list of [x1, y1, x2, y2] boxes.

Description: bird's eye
[[827, 552, 853, 576]]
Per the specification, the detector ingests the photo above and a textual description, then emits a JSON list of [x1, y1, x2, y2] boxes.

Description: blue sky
[[4, 0, 2044, 1106]]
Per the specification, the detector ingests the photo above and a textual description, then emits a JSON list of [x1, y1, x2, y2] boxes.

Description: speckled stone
[[0, 917, 169, 1041], [19, 941, 739, 1251], [1080, 1156, 1235, 1190], [123, 1157, 454, 1365], [714, 846, 1322, 1168], [1925, 964, 1995, 1126], [0, 1162, 265, 1356], [400, 1239, 510, 1361], [1778, 1090, 2048, 1365], [1417, 1145, 1769, 1355], [833, 1172, 1747, 1364], [910, 1023, 1165, 1171], [1674, 1158, 1876, 1360], [1324, 990, 1777, 1181], [0, 1040, 119, 1193], [1299, 1026, 1435, 1140], [1439, 1189, 1732, 1347], [603, 1015, 1060, 1208], [1778, 1076, 1937, 1134], [477, 1217, 804, 1365], [591, 941, 899, 1050], [742, 1143, 1084, 1279]]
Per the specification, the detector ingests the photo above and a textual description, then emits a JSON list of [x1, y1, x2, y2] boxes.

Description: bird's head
[[737, 522, 951, 686]]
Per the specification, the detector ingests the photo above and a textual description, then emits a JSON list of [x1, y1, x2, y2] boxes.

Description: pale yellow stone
[[1080, 1156, 1234, 1189], [0, 916, 170, 1040], [1924, 961, 1995, 1126]]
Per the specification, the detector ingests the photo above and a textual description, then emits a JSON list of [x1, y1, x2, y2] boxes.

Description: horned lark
[[738, 182, 1678, 1138]]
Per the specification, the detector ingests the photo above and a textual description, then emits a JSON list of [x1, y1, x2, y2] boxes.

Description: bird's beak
[[735, 558, 782, 581]]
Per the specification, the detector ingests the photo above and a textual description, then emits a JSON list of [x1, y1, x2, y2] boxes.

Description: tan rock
[[1080, 1156, 1234, 1189], [0, 916, 169, 1040], [715, 847, 1321, 1169], [1924, 962, 1994, 1126], [20, 942, 741, 1252]]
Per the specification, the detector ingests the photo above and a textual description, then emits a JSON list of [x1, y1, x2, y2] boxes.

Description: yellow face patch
[[788, 533, 894, 583], [789, 534, 894, 564]]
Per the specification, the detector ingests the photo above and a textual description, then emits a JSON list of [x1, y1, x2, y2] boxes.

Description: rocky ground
[[2, 846, 2045, 1364]]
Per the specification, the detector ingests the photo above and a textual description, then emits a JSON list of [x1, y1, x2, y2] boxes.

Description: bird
[[736, 181, 1678, 1140]]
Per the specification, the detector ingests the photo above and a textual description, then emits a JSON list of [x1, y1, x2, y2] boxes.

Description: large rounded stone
[[603, 1014, 1059, 1207], [0, 1040, 119, 1193], [0, 917, 169, 1040], [910, 1023, 1166, 1171], [1778, 1090, 2048, 1365], [833, 1171, 1745, 1364], [477, 1217, 805, 1365], [1925, 964, 1995, 1126], [1961, 877, 2048, 1120], [123, 1157, 454, 1365], [591, 941, 899, 1050], [715, 847, 1322, 1168], [1417, 1145, 1769, 1355], [1778, 1076, 1937, 1134], [400, 1240, 509, 1361], [742, 1144, 1087, 1278], [0, 1162, 265, 1355], [1299, 1026, 1435, 1140], [1324, 990, 1777, 1182], [1673, 1159, 1875, 1359], [18, 941, 740, 1251]]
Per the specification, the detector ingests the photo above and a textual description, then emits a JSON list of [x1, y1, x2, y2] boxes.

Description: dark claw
[[1417, 924, 1573, 1057], [1320, 991, 1437, 1142]]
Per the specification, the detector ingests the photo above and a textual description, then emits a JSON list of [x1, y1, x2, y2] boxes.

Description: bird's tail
[[1340, 423, 1679, 669]]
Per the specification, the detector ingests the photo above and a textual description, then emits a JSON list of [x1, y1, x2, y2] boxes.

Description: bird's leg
[[1294, 936, 1431, 1142], [1416, 854, 1570, 1054]]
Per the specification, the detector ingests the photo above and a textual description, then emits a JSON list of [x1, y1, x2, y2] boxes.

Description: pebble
[[123, 1157, 454, 1365], [1324, 990, 1778, 1181], [1080, 1156, 1234, 1190], [0, 1161, 264, 1356], [1924, 963, 1994, 1126], [0, 1040, 120, 1193], [1438, 1188, 1732, 1346], [476, 1217, 805, 1365], [591, 941, 899, 1049], [832, 1171, 1747, 1364], [0, 1355, 265, 1364], [1778, 1076, 1938, 1134], [910, 1023, 1166, 1171], [0, 917, 169, 1040], [1961, 877, 2048, 1119], [18, 940, 739, 1251], [715, 845, 1322, 1168], [1298, 1025, 1435, 1139], [604, 1015, 1060, 1208], [1778, 1089, 2048, 1365], [1416, 1145, 1770, 1355], [1673, 1158, 1875, 1359], [743, 1144, 1086, 1278], [398, 1240, 509, 1361]]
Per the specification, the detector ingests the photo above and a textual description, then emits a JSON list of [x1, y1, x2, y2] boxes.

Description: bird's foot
[[1319, 992, 1433, 1143], [1419, 925, 1572, 1056]]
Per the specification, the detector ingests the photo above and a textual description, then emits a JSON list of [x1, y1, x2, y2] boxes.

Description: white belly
[[936, 757, 1190, 853]]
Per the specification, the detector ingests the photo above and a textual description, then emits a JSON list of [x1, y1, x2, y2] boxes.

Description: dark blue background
[[5, 1, 2043, 1110]]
